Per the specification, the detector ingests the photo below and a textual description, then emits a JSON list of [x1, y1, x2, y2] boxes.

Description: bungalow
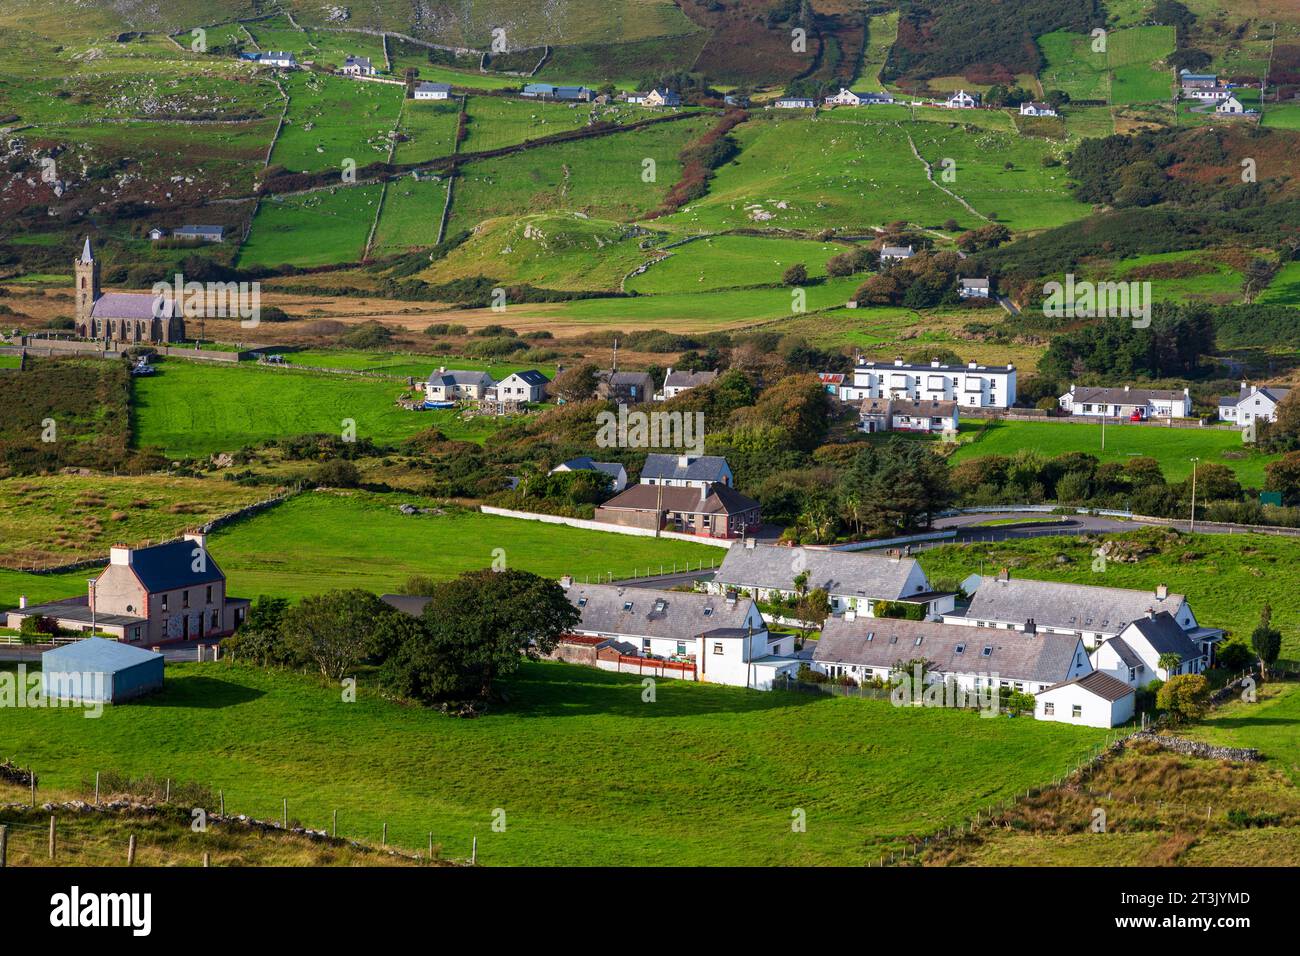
[[493, 369, 549, 403], [340, 55, 377, 76], [710, 541, 954, 619], [879, 244, 914, 263], [1180, 71, 1219, 89], [958, 277, 992, 299], [1036, 671, 1136, 728], [1019, 101, 1058, 117], [414, 82, 452, 101], [1058, 384, 1192, 420], [5, 533, 249, 645], [596, 369, 655, 405], [173, 225, 224, 243], [724, 94, 750, 108], [813, 615, 1091, 695], [1091, 610, 1209, 687], [594, 482, 760, 539], [628, 87, 681, 107], [424, 367, 494, 402], [946, 572, 1223, 657], [1216, 95, 1246, 114], [945, 90, 979, 109], [860, 397, 958, 435], [550, 456, 628, 492], [562, 580, 797, 688], [640, 452, 732, 488], [521, 83, 593, 101], [257, 51, 298, 69], [824, 88, 893, 107], [1184, 85, 1232, 101], [774, 97, 816, 109], [1218, 382, 1291, 427], [659, 367, 717, 401]]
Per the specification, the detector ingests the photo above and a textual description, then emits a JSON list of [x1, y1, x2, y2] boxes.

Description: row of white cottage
[[557, 542, 1222, 728]]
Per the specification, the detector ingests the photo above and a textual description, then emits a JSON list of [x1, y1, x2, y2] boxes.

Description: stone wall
[[1127, 731, 1261, 763]]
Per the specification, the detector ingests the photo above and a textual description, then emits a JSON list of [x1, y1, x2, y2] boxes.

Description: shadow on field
[[131, 675, 264, 709], [499, 662, 823, 719]]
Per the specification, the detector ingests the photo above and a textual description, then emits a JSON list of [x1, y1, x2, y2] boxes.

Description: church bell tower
[[74, 237, 100, 335]]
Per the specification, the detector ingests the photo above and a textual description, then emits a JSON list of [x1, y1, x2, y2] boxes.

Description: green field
[[852, 11, 899, 91], [1259, 260, 1300, 306], [371, 179, 448, 254], [950, 418, 1276, 485], [461, 96, 596, 152], [211, 491, 717, 599], [393, 99, 460, 164], [1262, 102, 1300, 130], [130, 359, 503, 458], [1181, 683, 1300, 783], [279, 349, 554, 380], [0, 658, 1107, 865], [1038, 30, 1110, 102], [627, 234, 850, 294], [920, 529, 1300, 660], [239, 184, 382, 268], [447, 116, 712, 233], [270, 71, 404, 175], [1107, 26, 1176, 106]]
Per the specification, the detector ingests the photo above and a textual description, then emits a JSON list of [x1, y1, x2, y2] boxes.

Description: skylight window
[[623, 601, 633, 611], [955, 643, 965, 654], [703, 607, 713, 616], [577, 597, 587, 607], [982, 645, 993, 657]]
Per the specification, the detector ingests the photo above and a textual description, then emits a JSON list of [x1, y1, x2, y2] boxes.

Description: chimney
[[19, 594, 26, 609], [997, 567, 1010, 582], [1123, 385, 1130, 393], [930, 359, 940, 368], [1024, 618, 1036, 635], [844, 609, 856, 622], [1146, 608, 1155, 619], [439, 366, 446, 374], [184, 530, 207, 551], [110, 544, 133, 566], [1155, 583, 1168, 601], [666, 366, 673, 377], [968, 361, 978, 369], [700, 483, 709, 504], [560, 575, 572, 589], [678, 454, 692, 468], [894, 358, 904, 366]]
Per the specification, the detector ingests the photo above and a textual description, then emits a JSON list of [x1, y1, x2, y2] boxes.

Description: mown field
[[1, 658, 1108, 865], [210, 491, 718, 599], [371, 179, 448, 255], [920, 529, 1300, 661], [129, 359, 504, 458], [626, 234, 850, 295], [0, 475, 271, 568], [239, 183, 383, 268], [1107, 26, 1177, 107], [949, 419, 1276, 485], [270, 71, 404, 175], [393, 99, 460, 164], [278, 349, 555, 380]]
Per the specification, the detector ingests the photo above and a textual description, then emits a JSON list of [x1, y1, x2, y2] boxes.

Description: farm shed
[[42, 638, 164, 704]]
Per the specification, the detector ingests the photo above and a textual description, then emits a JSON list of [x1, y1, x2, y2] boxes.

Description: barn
[[42, 638, 164, 704]]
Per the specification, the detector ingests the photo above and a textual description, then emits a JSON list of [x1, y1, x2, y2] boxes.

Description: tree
[[794, 587, 831, 643], [222, 595, 290, 666], [1265, 451, 1300, 503], [1251, 603, 1282, 678], [311, 458, 361, 488], [549, 363, 600, 403], [1157, 652, 1183, 677], [1156, 673, 1210, 722], [1214, 639, 1253, 672], [1241, 258, 1279, 304], [416, 569, 580, 700], [782, 262, 808, 286], [281, 590, 397, 680]]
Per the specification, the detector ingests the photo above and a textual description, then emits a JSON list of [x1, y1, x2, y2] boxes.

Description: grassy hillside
[[240, 184, 383, 268], [626, 235, 850, 295], [1, 659, 1108, 865]]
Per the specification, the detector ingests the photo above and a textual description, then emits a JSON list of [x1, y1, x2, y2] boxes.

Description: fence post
[[203, 851, 210, 868], [165, 778, 171, 803], [219, 790, 225, 816], [333, 809, 338, 838], [30, 772, 36, 808], [127, 834, 136, 866], [0, 824, 6, 867], [382, 822, 388, 846], [94, 771, 100, 806], [471, 836, 477, 865], [282, 798, 288, 828], [428, 832, 433, 860], [48, 816, 56, 861]]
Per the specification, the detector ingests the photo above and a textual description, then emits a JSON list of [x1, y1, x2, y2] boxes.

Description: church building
[[74, 238, 185, 345]]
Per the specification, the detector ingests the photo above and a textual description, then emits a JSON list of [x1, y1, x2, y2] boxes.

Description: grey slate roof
[[505, 369, 550, 386], [597, 370, 655, 403], [121, 539, 225, 592], [1219, 384, 1291, 407], [815, 617, 1083, 686], [716, 543, 924, 601], [641, 453, 730, 483], [664, 369, 718, 390], [427, 369, 494, 387], [1045, 669, 1134, 702], [1069, 386, 1186, 405], [598, 482, 758, 516], [1106, 635, 1143, 669], [90, 292, 177, 320], [416, 82, 452, 93], [380, 594, 431, 617], [1123, 611, 1204, 661], [174, 225, 224, 239], [13, 596, 145, 628], [567, 583, 759, 642], [962, 576, 1185, 635]]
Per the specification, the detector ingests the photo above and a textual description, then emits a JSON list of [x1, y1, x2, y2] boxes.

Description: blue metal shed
[[42, 638, 165, 703]]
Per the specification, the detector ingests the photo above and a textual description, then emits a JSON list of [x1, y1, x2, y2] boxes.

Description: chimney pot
[[19, 594, 26, 609], [1155, 583, 1168, 601], [560, 575, 573, 589]]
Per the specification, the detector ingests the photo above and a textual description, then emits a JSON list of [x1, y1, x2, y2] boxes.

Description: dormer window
[[982, 645, 993, 657], [622, 601, 634, 611], [577, 597, 587, 607]]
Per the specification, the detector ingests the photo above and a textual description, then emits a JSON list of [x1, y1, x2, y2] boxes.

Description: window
[[210, 610, 219, 629], [623, 601, 634, 611], [577, 597, 587, 607], [206, 585, 213, 604], [653, 599, 666, 613], [981, 645, 992, 657], [712, 643, 724, 655], [955, 643, 965, 654], [914, 637, 923, 647], [1044, 702, 1054, 716], [702, 607, 713, 616], [1072, 705, 1083, 718], [676, 642, 686, 656], [641, 639, 651, 652], [182, 590, 190, 609], [162, 594, 168, 612]]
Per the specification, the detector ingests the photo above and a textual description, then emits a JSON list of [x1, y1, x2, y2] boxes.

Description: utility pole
[[1189, 457, 1200, 532], [88, 578, 97, 635]]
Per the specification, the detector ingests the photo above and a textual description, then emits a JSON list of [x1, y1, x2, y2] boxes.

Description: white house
[[628, 88, 681, 107], [813, 615, 1091, 695], [1091, 610, 1209, 687], [1019, 101, 1058, 117], [493, 369, 549, 403], [1058, 384, 1192, 420], [1184, 85, 1232, 101], [258, 52, 298, 69], [709, 541, 955, 619], [550, 456, 627, 492], [958, 277, 991, 299], [414, 82, 452, 101], [946, 572, 1223, 658], [639, 453, 733, 489], [824, 88, 894, 107], [945, 90, 979, 109], [1216, 95, 1246, 114], [563, 581, 798, 688], [1180, 71, 1219, 89], [838, 357, 1017, 409], [1036, 671, 1136, 728], [1218, 382, 1291, 427], [659, 368, 717, 401], [879, 245, 914, 263], [424, 367, 494, 402], [340, 55, 377, 76], [774, 97, 816, 109]]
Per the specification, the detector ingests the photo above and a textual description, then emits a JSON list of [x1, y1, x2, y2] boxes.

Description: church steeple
[[74, 236, 100, 335]]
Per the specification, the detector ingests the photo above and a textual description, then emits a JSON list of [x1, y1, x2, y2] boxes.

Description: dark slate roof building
[[714, 542, 930, 605], [640, 453, 733, 487], [173, 225, 225, 242]]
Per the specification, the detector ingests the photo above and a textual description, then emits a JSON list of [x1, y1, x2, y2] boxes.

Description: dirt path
[[901, 125, 988, 222]]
